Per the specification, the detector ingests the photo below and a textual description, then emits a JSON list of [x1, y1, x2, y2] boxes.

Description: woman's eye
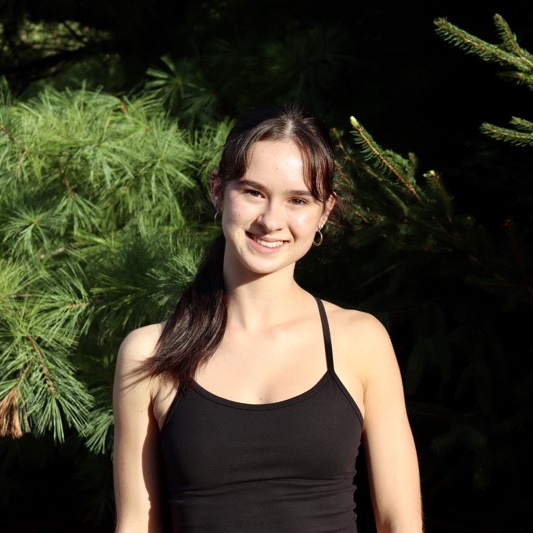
[[290, 197, 308, 205], [245, 189, 262, 197]]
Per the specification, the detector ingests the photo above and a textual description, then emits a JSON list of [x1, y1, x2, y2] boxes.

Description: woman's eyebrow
[[237, 179, 267, 191], [238, 179, 313, 197]]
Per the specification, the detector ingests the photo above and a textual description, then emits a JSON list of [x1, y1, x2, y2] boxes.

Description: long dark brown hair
[[140, 102, 338, 391]]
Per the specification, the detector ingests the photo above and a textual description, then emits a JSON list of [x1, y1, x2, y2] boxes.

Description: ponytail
[[139, 235, 227, 391]]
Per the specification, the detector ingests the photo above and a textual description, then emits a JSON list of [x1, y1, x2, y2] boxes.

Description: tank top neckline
[[185, 297, 334, 411], [188, 371, 333, 411]]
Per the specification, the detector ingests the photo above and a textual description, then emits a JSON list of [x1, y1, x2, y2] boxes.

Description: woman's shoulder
[[117, 321, 166, 366], [321, 299, 391, 341], [320, 299, 397, 373]]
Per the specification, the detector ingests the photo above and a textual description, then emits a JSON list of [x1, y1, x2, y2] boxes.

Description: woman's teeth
[[252, 235, 284, 248]]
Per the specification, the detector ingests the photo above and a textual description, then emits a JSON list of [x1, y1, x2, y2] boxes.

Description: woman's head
[[215, 103, 337, 203]]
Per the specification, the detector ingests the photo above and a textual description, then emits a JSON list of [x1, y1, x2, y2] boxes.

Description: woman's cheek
[[292, 210, 320, 228]]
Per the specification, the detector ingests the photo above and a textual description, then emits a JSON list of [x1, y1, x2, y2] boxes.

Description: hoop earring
[[313, 229, 323, 247]]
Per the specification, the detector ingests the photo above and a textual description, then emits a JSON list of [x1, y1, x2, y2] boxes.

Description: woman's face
[[214, 139, 334, 280]]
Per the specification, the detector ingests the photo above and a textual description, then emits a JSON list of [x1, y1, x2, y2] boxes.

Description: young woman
[[112, 103, 423, 532]]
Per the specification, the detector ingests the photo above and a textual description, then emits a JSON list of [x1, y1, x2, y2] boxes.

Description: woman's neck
[[223, 269, 308, 331]]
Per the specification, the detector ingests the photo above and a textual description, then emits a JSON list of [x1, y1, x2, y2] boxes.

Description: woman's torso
[[155, 298, 365, 532]]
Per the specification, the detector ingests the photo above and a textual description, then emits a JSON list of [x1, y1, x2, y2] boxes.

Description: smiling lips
[[247, 232, 285, 249]]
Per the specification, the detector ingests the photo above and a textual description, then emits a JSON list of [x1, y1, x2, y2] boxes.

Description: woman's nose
[[257, 201, 284, 231]]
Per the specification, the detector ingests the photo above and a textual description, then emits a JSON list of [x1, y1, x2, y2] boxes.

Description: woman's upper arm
[[356, 315, 423, 532], [112, 326, 165, 533]]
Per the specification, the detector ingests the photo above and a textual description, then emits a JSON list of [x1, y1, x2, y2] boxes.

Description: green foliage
[[0, 85, 226, 456], [144, 55, 221, 130], [435, 14, 533, 147], [434, 14, 532, 72]]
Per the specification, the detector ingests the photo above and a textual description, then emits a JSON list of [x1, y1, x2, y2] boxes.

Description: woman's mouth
[[247, 232, 285, 248]]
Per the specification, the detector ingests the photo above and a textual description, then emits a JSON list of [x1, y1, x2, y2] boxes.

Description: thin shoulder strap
[[315, 297, 334, 372]]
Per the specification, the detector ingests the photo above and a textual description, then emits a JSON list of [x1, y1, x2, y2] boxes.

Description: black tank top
[[160, 298, 364, 532]]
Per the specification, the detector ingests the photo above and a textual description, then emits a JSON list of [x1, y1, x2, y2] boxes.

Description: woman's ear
[[319, 195, 336, 228], [210, 169, 223, 211]]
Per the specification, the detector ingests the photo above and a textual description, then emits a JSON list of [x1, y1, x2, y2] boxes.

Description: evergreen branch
[[479, 122, 533, 146], [0, 123, 30, 175], [493, 14, 533, 63], [435, 16, 533, 148], [0, 123, 15, 143], [434, 17, 533, 74], [343, 118, 462, 247], [331, 127, 358, 188], [84, 408, 114, 454], [340, 116, 517, 290], [26, 334, 56, 395], [20, 350, 94, 442], [2, 206, 60, 257], [502, 70, 533, 92], [508, 116, 533, 132], [8, 294, 95, 440], [349, 116, 423, 203], [423, 170, 453, 224], [63, 175, 75, 199]]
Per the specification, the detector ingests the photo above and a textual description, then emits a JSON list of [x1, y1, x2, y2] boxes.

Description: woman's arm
[[112, 325, 165, 533], [357, 315, 423, 532]]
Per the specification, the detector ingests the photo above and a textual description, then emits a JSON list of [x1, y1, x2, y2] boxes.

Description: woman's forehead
[[243, 141, 307, 184]]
